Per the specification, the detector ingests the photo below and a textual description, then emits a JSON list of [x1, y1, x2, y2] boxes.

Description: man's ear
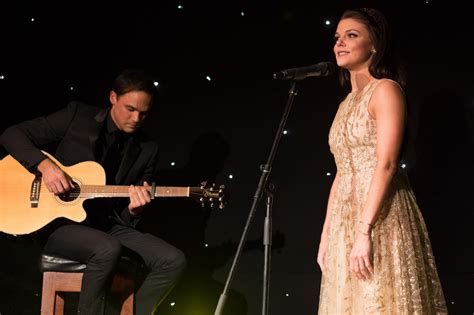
[[109, 90, 118, 105]]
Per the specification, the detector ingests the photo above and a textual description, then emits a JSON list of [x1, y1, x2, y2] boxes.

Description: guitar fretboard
[[79, 185, 190, 198]]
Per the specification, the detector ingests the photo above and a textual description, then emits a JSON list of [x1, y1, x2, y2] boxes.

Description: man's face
[[109, 90, 152, 133]]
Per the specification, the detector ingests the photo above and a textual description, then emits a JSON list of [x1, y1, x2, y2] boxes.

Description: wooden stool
[[39, 253, 135, 315]]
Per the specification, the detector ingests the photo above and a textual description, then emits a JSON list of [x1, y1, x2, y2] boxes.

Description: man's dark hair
[[112, 68, 156, 99]]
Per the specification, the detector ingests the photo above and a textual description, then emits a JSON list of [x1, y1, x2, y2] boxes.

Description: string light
[[3, 5, 460, 315]]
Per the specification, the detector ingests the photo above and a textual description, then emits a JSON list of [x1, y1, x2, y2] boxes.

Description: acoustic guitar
[[0, 152, 225, 235]]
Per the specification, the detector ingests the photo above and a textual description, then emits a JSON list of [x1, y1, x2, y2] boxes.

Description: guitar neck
[[80, 185, 190, 198]]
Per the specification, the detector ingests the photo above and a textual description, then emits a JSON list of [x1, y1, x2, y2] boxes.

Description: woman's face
[[333, 18, 375, 71]]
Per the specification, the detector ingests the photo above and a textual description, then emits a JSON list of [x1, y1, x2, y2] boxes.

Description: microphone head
[[273, 61, 336, 80], [272, 71, 287, 80], [319, 61, 336, 76], [311, 61, 335, 77]]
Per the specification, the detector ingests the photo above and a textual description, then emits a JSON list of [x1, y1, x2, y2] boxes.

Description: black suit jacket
[[0, 101, 159, 230]]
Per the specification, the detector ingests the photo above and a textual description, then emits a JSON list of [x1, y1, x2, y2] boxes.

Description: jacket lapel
[[90, 108, 109, 160]]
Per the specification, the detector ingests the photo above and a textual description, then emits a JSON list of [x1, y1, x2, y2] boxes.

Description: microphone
[[273, 61, 335, 80]]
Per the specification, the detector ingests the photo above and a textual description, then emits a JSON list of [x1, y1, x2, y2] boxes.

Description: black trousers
[[43, 223, 186, 315]]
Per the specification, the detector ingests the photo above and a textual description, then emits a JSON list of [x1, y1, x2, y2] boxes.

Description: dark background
[[1, 1, 473, 314]]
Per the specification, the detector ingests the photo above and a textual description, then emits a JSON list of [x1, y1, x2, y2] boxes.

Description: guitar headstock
[[190, 182, 226, 209]]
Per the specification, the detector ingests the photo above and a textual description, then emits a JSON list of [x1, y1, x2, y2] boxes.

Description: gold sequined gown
[[318, 79, 447, 314]]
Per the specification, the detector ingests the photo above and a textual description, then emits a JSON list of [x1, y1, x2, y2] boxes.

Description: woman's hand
[[349, 232, 373, 281], [128, 181, 151, 215], [317, 234, 329, 273]]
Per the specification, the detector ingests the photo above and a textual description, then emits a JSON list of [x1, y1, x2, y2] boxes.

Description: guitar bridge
[[30, 174, 42, 208]]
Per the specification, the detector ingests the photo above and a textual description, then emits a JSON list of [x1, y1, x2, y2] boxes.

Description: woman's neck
[[350, 70, 374, 93]]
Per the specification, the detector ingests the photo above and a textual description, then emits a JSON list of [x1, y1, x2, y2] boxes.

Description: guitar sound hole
[[58, 180, 81, 202]]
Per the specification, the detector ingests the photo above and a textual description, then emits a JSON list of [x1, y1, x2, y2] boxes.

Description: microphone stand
[[214, 80, 299, 315], [262, 183, 274, 315]]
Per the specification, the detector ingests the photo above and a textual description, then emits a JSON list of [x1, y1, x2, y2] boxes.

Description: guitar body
[[0, 152, 225, 235], [0, 153, 106, 235]]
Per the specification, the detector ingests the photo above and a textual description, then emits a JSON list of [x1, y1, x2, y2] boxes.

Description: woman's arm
[[350, 79, 406, 280], [322, 171, 341, 238], [317, 171, 341, 272], [361, 79, 406, 228]]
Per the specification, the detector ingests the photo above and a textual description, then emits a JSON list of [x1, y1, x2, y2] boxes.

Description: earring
[[371, 48, 377, 54]]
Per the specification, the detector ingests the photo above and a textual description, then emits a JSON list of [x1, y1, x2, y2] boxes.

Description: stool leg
[[55, 292, 66, 314], [41, 271, 134, 315], [41, 272, 56, 315], [111, 274, 134, 315], [121, 292, 134, 315]]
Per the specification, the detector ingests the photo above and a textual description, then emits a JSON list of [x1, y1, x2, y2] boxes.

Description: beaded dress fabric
[[318, 79, 447, 314]]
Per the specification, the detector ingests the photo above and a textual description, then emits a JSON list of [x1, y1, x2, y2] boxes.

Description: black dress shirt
[[97, 114, 130, 184]]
